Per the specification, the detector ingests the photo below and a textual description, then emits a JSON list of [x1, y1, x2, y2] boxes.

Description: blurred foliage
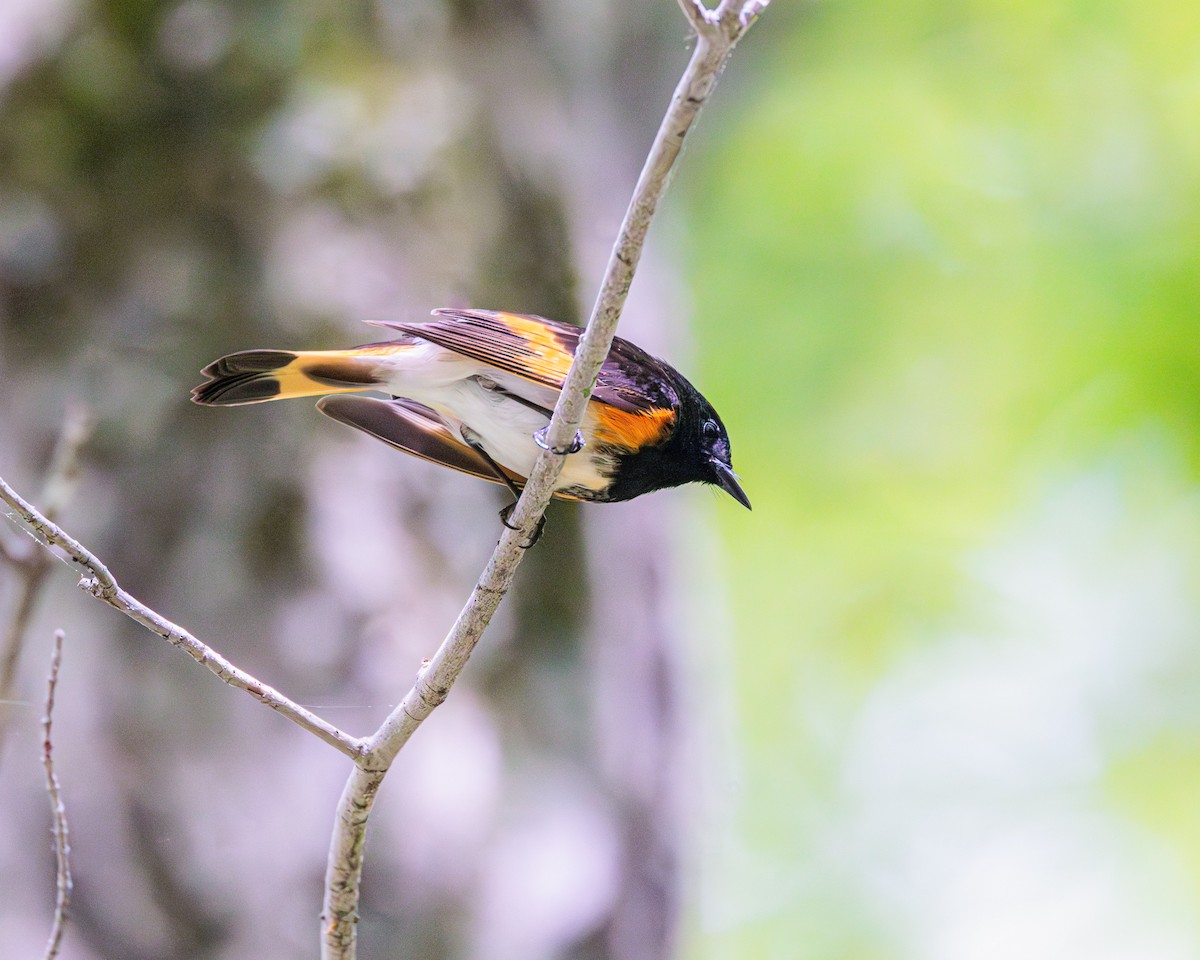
[[5, 0, 1200, 957], [684, 0, 1200, 957], [0, 1, 689, 958]]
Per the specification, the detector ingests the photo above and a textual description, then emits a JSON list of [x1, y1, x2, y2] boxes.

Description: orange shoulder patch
[[590, 404, 676, 452], [405, 310, 580, 390], [493, 311, 576, 384]]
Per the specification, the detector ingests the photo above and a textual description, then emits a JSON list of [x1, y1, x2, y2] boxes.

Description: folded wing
[[316, 395, 527, 490], [371, 309, 678, 414]]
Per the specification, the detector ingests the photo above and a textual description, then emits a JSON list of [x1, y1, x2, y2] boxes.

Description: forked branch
[[0, 477, 365, 759], [0, 405, 90, 762], [0, 2, 768, 956], [321, 1, 769, 956]]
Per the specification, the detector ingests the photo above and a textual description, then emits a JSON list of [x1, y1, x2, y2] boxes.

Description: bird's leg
[[462, 432, 545, 547], [533, 426, 585, 456], [497, 501, 546, 548]]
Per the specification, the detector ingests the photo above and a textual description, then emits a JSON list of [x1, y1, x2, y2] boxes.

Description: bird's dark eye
[[702, 419, 719, 440]]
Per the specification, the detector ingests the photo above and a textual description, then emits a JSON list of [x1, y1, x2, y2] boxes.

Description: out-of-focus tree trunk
[[0, 1, 693, 957]]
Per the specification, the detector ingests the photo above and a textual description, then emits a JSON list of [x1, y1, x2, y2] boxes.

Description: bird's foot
[[499, 502, 546, 548], [533, 426, 585, 456]]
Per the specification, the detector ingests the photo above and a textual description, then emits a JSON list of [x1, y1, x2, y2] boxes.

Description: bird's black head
[[686, 394, 751, 510], [604, 371, 751, 509]]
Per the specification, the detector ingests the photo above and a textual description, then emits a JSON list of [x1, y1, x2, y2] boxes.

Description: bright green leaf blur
[[684, 1, 1200, 956]]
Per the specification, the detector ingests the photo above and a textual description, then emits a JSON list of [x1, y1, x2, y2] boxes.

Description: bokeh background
[[2, 0, 1200, 958]]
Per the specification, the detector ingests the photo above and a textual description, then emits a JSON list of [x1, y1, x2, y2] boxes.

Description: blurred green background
[[685, 2, 1200, 957], [2, 0, 1199, 958]]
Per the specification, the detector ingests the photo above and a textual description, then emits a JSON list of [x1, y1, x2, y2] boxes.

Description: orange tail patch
[[192, 349, 389, 406]]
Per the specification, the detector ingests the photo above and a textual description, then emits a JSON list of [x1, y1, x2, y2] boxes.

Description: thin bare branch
[[0, 476, 366, 760], [40, 404, 92, 521], [320, 1, 770, 956], [321, 764, 384, 950], [41, 628, 72, 960], [1, 406, 93, 764], [0, 5, 767, 956], [1, 556, 50, 704]]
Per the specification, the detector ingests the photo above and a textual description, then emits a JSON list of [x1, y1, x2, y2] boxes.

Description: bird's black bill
[[711, 460, 751, 510]]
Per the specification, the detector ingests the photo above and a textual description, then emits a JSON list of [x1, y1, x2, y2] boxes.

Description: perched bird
[[192, 309, 750, 521]]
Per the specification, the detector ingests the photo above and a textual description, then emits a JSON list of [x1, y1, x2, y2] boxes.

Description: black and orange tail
[[191, 349, 388, 406]]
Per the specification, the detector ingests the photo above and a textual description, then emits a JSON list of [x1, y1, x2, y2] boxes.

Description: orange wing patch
[[379, 309, 580, 393], [493, 312, 576, 385], [590, 404, 676, 452]]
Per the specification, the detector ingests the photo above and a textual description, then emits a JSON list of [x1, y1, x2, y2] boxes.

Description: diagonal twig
[[0, 405, 92, 765], [0, 5, 766, 956], [0, 476, 366, 760], [42, 628, 72, 960], [320, 2, 770, 957]]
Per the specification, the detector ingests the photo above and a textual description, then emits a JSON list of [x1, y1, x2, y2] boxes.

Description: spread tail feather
[[191, 349, 383, 406]]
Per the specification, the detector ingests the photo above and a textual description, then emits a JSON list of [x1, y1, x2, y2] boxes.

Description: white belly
[[372, 345, 611, 495]]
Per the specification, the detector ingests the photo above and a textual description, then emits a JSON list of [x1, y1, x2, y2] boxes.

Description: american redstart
[[192, 308, 750, 520]]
